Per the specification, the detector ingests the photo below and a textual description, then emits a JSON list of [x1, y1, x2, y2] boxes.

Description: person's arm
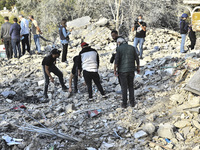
[[33, 20, 42, 34], [45, 65, 54, 82], [134, 47, 140, 73], [1, 25, 4, 42], [114, 49, 120, 76], [138, 22, 146, 31], [180, 21, 185, 31], [62, 27, 71, 38], [9, 25, 13, 37], [132, 26, 135, 32], [97, 52, 99, 69], [68, 73, 74, 92], [20, 21, 24, 36]]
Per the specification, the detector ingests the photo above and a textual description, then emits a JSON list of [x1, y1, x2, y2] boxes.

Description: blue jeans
[[133, 37, 144, 58], [180, 34, 186, 53], [11, 39, 21, 58], [34, 34, 41, 53]]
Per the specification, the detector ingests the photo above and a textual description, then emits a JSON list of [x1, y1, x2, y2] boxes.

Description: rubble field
[[1, 17, 200, 150]]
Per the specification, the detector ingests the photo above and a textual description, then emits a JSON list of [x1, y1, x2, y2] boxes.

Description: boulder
[[67, 16, 91, 28], [95, 18, 108, 26]]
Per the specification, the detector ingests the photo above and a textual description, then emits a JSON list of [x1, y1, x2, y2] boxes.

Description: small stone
[[142, 123, 155, 134], [157, 123, 175, 139], [134, 130, 148, 139], [65, 104, 75, 114], [174, 120, 191, 128], [192, 120, 200, 130]]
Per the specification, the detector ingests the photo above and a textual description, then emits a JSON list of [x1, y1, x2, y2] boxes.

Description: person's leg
[[21, 37, 26, 55], [8, 39, 13, 59], [139, 38, 145, 58], [92, 72, 105, 95], [11, 39, 17, 58], [33, 34, 37, 51], [62, 44, 68, 62], [127, 72, 135, 106], [42, 65, 49, 97], [180, 34, 186, 53], [4, 39, 10, 59], [119, 72, 128, 107], [36, 35, 41, 53], [25, 34, 30, 53], [16, 39, 21, 58], [133, 37, 139, 55], [50, 65, 65, 87], [73, 74, 78, 93], [83, 70, 93, 98]]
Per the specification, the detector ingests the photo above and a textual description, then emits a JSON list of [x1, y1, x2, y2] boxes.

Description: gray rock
[[134, 130, 148, 139], [142, 123, 155, 134], [65, 104, 75, 114]]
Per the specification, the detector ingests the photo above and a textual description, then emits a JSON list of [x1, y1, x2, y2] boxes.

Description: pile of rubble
[[1, 16, 200, 150]]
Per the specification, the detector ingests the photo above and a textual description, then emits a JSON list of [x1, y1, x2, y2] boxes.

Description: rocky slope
[[1, 17, 200, 150]]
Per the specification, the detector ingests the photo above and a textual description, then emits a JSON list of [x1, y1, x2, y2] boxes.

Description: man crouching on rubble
[[114, 38, 140, 108], [42, 49, 67, 100]]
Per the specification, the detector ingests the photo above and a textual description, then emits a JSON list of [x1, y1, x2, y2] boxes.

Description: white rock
[[142, 123, 156, 134], [65, 104, 75, 114], [134, 130, 148, 139], [174, 120, 191, 128], [95, 17, 108, 26], [157, 123, 175, 139], [67, 16, 91, 28]]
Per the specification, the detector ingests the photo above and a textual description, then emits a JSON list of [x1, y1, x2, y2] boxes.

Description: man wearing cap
[[180, 13, 189, 53], [78, 42, 106, 100], [42, 49, 67, 99], [114, 38, 140, 108]]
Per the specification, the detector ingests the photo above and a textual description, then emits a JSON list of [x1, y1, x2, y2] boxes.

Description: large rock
[[142, 123, 156, 134], [157, 123, 175, 139], [67, 16, 91, 28], [95, 18, 108, 26]]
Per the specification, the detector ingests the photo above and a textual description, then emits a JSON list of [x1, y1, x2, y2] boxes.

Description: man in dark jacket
[[114, 38, 140, 108], [188, 24, 196, 50], [180, 13, 189, 53], [0, 16, 12, 59], [78, 42, 106, 100], [42, 49, 67, 99], [10, 18, 21, 58]]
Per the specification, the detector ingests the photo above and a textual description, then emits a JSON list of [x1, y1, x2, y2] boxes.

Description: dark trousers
[[119, 72, 135, 105], [11, 39, 21, 58], [83, 70, 104, 98], [189, 31, 196, 50], [3, 38, 12, 59], [42, 65, 65, 95], [22, 34, 30, 55], [62, 44, 68, 62], [73, 74, 78, 92]]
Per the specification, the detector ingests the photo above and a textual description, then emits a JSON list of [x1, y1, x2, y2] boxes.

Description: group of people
[[0, 15, 42, 59], [42, 16, 143, 108]]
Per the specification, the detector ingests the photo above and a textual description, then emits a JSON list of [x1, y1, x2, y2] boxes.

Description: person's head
[[13, 18, 18, 23], [19, 15, 24, 21], [117, 37, 126, 46], [4, 16, 9, 22], [51, 49, 61, 58], [111, 30, 118, 40], [29, 15, 34, 21], [81, 42, 89, 48], [181, 13, 188, 20], [138, 15, 143, 22], [61, 20, 66, 27]]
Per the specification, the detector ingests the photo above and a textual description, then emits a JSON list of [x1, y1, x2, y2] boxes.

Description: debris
[[142, 123, 155, 134], [2, 135, 23, 146], [1, 91, 16, 98], [157, 123, 175, 139], [134, 130, 148, 139], [87, 109, 102, 118]]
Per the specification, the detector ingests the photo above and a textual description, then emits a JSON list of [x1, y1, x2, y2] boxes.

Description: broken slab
[[185, 69, 200, 95]]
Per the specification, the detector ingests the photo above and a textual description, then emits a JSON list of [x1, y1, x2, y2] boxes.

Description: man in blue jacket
[[10, 18, 21, 58], [180, 13, 189, 53]]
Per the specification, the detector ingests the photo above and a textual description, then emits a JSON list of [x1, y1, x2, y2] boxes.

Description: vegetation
[[0, 0, 16, 10]]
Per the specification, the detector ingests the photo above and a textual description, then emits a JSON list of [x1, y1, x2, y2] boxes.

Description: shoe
[[40, 98, 49, 103], [62, 86, 68, 92], [88, 98, 93, 101], [121, 103, 127, 108], [74, 89, 78, 93], [102, 94, 107, 99], [130, 102, 135, 107], [140, 56, 143, 60], [181, 50, 187, 53]]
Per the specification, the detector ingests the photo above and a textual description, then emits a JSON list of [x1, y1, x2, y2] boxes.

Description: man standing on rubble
[[29, 15, 42, 54], [114, 38, 140, 108], [180, 13, 189, 53], [19, 15, 31, 55], [132, 15, 147, 59], [42, 49, 67, 99], [0, 16, 12, 59], [78, 42, 106, 101]]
